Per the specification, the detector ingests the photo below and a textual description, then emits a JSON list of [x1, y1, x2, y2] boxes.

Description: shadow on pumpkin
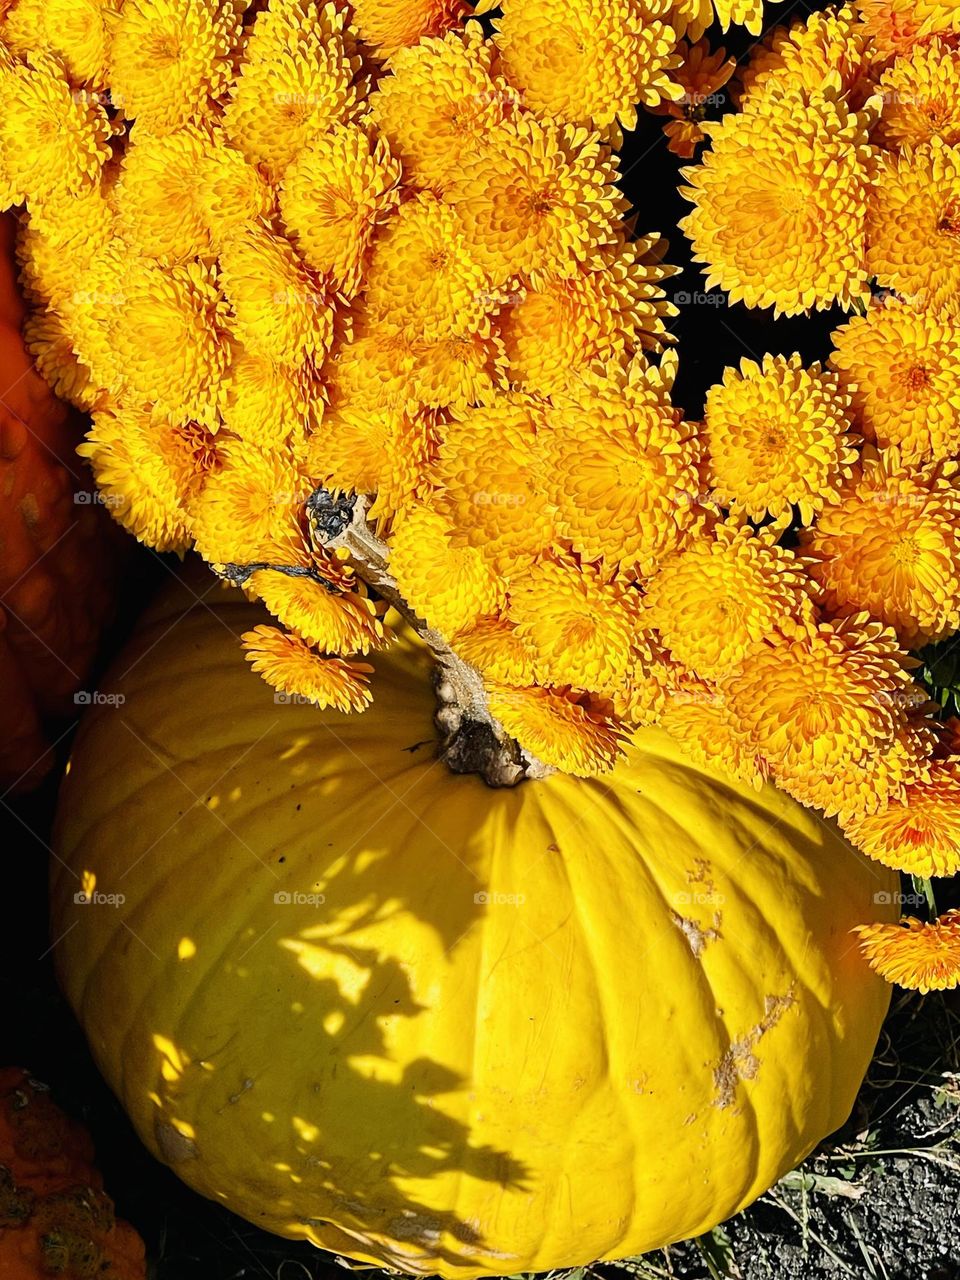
[[84, 596, 534, 1272]]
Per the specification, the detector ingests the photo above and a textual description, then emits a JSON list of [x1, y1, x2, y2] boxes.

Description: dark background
[[5, 7, 958, 1276]]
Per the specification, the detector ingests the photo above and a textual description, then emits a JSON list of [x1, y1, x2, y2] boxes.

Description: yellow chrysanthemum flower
[[246, 571, 387, 656], [191, 441, 311, 567], [0, 56, 111, 205], [855, 909, 960, 994], [451, 615, 539, 687], [448, 116, 626, 283], [612, 630, 681, 726], [721, 615, 917, 787], [280, 123, 402, 298], [643, 519, 812, 679], [543, 367, 701, 576], [115, 127, 273, 263], [780, 708, 936, 820], [681, 90, 878, 315], [829, 297, 960, 462], [23, 310, 99, 413], [874, 39, 960, 149], [4, 0, 115, 88], [80, 406, 221, 553], [224, 0, 362, 181], [660, 681, 766, 788], [432, 399, 555, 570], [486, 682, 626, 776], [15, 178, 118, 309], [506, 557, 642, 694], [491, 0, 682, 136], [412, 324, 508, 411], [219, 224, 334, 367], [803, 451, 960, 648], [362, 194, 490, 342], [499, 236, 676, 395], [301, 405, 438, 528], [866, 137, 960, 312], [735, 5, 869, 113], [369, 25, 520, 193], [323, 321, 420, 412], [350, 0, 468, 56], [242, 625, 373, 712], [109, 0, 241, 135], [221, 347, 321, 451], [703, 354, 858, 523], [388, 505, 505, 637], [113, 258, 230, 430]]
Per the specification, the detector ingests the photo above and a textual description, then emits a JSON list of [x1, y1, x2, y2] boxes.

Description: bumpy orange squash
[[0, 1068, 146, 1279], [0, 212, 121, 792], [52, 572, 898, 1278]]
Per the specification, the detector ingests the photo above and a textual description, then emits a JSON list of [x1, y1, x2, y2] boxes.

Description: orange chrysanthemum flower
[[703, 354, 858, 523], [722, 615, 917, 788], [369, 25, 520, 194], [362, 194, 490, 342], [301, 404, 438, 528], [490, 0, 682, 136], [242, 625, 373, 712], [734, 5, 869, 112], [506, 557, 642, 694], [247, 571, 387, 655], [448, 116, 626, 283], [643, 519, 812, 679], [350, 0, 468, 57], [843, 758, 960, 877], [829, 297, 960, 462], [866, 137, 960, 313], [451, 615, 539, 687], [855, 910, 960, 993], [855, 0, 959, 66], [109, 0, 242, 136], [388, 505, 506, 637], [659, 680, 767, 788], [280, 123, 402, 298], [498, 236, 676, 395], [681, 90, 878, 315], [802, 451, 960, 648], [191, 442, 310, 567], [486, 682, 626, 777], [432, 398, 555, 569], [653, 38, 737, 159], [543, 363, 701, 576], [874, 39, 960, 149]]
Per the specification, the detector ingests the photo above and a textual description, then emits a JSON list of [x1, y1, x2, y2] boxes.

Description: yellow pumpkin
[[51, 571, 898, 1278]]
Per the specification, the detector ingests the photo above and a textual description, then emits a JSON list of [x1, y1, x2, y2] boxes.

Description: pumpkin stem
[[308, 491, 555, 787]]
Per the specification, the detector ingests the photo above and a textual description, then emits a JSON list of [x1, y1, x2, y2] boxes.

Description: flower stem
[[309, 491, 554, 787]]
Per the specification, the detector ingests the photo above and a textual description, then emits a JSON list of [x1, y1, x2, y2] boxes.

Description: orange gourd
[[0, 1068, 146, 1279], [0, 213, 122, 792]]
